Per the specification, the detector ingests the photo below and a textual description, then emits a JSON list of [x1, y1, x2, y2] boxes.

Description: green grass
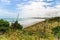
[[0, 29, 55, 40]]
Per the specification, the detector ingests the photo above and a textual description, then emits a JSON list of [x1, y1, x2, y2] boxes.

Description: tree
[[0, 19, 9, 33], [11, 20, 23, 30]]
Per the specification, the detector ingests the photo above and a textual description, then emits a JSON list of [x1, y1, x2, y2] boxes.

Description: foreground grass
[[0, 29, 55, 40]]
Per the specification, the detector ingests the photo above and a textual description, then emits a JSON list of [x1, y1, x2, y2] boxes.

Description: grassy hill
[[0, 17, 60, 40], [24, 17, 60, 34]]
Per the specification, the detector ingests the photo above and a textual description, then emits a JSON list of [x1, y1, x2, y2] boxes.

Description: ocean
[[1, 18, 45, 28]]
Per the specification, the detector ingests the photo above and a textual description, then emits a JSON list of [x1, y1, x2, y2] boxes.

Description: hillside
[[0, 17, 60, 40], [24, 17, 60, 34]]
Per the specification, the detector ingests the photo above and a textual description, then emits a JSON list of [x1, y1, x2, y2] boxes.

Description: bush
[[11, 20, 23, 30], [0, 19, 9, 33]]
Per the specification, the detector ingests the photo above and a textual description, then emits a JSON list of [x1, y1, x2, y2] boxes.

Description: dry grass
[[0, 17, 59, 40]]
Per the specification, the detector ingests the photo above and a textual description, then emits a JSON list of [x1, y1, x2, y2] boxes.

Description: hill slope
[[24, 17, 60, 34]]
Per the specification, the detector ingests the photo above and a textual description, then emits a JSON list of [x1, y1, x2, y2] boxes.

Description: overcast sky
[[0, 0, 60, 27]]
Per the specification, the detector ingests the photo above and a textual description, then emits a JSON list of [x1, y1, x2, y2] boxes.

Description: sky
[[0, 0, 60, 27]]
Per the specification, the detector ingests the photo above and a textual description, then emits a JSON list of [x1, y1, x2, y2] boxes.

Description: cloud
[[31, 0, 40, 1], [16, 0, 60, 27], [17, 1, 45, 17], [55, 5, 60, 8], [0, 0, 11, 5], [17, 1, 60, 18]]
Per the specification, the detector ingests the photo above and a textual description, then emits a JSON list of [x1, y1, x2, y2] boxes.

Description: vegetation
[[11, 20, 23, 30], [0, 17, 59, 40], [0, 19, 9, 34], [52, 26, 60, 40]]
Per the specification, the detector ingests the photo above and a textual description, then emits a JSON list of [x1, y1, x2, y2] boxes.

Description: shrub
[[0, 19, 9, 34], [11, 20, 23, 30]]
